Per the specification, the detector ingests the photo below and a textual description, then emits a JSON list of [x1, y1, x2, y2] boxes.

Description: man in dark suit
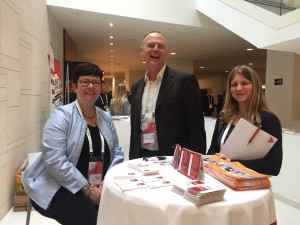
[[202, 88, 215, 117], [129, 31, 206, 160]]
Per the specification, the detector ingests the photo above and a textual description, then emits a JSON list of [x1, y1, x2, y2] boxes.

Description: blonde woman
[[207, 65, 282, 176], [110, 83, 130, 116]]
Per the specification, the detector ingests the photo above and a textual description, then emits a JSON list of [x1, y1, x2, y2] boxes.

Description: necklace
[[83, 108, 96, 119]]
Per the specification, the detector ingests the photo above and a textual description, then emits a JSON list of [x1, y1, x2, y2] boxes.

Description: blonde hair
[[222, 65, 275, 126], [111, 83, 128, 112]]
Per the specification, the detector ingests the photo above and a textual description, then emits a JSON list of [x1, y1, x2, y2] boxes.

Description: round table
[[97, 158, 277, 225]]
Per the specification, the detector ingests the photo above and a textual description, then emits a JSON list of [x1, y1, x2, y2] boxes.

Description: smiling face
[[230, 73, 253, 106], [140, 32, 167, 71], [74, 75, 101, 106]]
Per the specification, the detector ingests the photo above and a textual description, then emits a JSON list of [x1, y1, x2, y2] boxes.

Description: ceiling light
[[247, 48, 253, 51], [200, 66, 204, 69], [170, 52, 176, 55], [248, 63, 253, 65], [110, 43, 113, 46], [110, 36, 114, 39], [109, 23, 113, 27], [110, 50, 114, 52], [142, 61, 146, 64]]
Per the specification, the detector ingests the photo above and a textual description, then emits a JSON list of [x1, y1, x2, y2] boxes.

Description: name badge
[[142, 121, 156, 145], [88, 157, 103, 188]]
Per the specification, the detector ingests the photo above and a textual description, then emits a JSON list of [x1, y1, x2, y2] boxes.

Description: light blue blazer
[[22, 101, 124, 210]]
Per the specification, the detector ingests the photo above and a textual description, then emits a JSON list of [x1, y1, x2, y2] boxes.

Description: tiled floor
[[0, 199, 299, 225]]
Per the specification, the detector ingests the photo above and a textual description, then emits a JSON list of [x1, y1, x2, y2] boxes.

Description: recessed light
[[170, 52, 176, 55], [200, 66, 204, 69], [248, 63, 253, 65], [109, 23, 113, 27], [142, 61, 146, 64], [110, 36, 114, 39], [247, 48, 253, 51], [110, 43, 113, 46]]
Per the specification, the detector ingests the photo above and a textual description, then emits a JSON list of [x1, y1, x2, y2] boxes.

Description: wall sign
[[274, 78, 283, 85]]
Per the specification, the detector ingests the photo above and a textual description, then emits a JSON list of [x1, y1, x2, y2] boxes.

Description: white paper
[[220, 118, 278, 160]]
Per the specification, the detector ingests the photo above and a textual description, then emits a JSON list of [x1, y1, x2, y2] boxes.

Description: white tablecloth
[[97, 158, 277, 225]]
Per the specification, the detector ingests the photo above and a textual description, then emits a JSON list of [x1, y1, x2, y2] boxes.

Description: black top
[[76, 125, 110, 180], [207, 111, 282, 176]]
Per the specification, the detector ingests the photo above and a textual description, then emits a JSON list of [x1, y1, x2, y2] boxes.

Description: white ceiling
[[47, 5, 268, 78]]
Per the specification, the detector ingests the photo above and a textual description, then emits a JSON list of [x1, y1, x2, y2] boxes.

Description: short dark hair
[[72, 62, 103, 84]]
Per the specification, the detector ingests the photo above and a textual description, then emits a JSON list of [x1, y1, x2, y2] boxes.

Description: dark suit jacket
[[129, 66, 206, 159]]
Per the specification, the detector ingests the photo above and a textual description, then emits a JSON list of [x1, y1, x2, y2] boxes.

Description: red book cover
[[186, 151, 203, 180], [172, 144, 182, 169], [178, 148, 191, 176]]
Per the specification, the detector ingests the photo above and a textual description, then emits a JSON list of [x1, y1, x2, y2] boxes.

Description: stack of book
[[204, 155, 271, 190], [114, 177, 147, 191], [171, 180, 205, 196], [128, 160, 161, 176], [114, 174, 172, 191], [172, 180, 226, 205], [128, 161, 151, 169], [136, 165, 161, 176], [183, 183, 226, 206]]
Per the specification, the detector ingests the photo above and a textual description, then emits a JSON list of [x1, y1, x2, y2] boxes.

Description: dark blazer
[[207, 111, 282, 176], [129, 66, 206, 159]]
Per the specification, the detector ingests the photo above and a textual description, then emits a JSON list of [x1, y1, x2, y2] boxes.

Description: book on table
[[204, 155, 271, 190], [171, 180, 204, 196], [177, 147, 205, 181], [172, 144, 182, 169], [183, 183, 226, 206]]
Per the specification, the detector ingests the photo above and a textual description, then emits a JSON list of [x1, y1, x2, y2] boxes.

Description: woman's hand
[[215, 153, 231, 161], [89, 181, 104, 205]]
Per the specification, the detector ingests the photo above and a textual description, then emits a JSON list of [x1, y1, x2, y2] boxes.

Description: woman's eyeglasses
[[79, 80, 101, 87]]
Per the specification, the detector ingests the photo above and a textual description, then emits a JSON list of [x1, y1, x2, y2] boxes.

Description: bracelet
[[81, 182, 94, 197]]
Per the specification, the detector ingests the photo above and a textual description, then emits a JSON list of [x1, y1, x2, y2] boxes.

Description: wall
[[64, 30, 77, 61], [128, 70, 145, 92], [198, 74, 227, 112], [0, 0, 63, 219], [270, 133, 300, 209], [292, 55, 300, 120], [167, 59, 194, 74], [266, 50, 300, 129], [47, 0, 202, 28]]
